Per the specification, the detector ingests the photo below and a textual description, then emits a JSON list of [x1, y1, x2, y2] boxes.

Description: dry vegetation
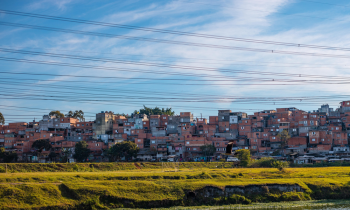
[[1, 165, 350, 209]]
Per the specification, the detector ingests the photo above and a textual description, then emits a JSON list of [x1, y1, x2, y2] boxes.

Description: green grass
[[0, 162, 234, 173], [1, 167, 350, 209]]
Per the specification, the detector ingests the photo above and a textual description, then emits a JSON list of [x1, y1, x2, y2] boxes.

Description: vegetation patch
[[0, 167, 350, 209]]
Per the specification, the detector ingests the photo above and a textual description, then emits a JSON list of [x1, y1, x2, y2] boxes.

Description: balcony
[[157, 148, 167, 152]]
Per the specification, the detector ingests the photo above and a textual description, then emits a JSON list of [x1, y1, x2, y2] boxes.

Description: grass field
[[1, 166, 350, 209]]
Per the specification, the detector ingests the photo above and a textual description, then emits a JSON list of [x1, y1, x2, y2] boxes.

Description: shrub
[[227, 194, 251, 204]]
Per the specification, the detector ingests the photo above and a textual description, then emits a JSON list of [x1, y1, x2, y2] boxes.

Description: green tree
[[108, 141, 139, 161], [277, 130, 291, 156], [48, 151, 57, 162], [73, 141, 91, 162], [66, 110, 85, 121], [236, 149, 251, 167], [0, 147, 18, 163], [49, 110, 64, 118], [200, 144, 216, 161], [133, 105, 175, 116], [3, 151, 17, 163], [32, 139, 52, 160], [32, 139, 52, 152], [0, 147, 5, 159], [61, 148, 72, 163], [0, 112, 4, 125], [271, 159, 289, 171]]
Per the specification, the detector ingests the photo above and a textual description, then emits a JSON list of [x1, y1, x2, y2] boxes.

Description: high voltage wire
[[2, 83, 349, 102], [0, 80, 349, 102], [1, 72, 350, 86], [3, 22, 350, 59], [2, 48, 350, 80], [1, 9, 350, 52], [4, 45, 350, 69]]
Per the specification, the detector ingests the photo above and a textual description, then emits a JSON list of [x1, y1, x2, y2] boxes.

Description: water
[[287, 206, 350, 210]]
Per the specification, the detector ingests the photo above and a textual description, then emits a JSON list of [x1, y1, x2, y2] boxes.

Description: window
[[163, 117, 166, 119], [151, 141, 155, 144], [138, 139, 141, 142], [143, 122, 146, 124], [187, 148, 190, 151], [205, 131, 208, 133], [272, 137, 276, 139], [43, 135, 46, 137], [61, 119, 63, 121], [165, 122, 167, 125], [217, 148, 220, 151], [321, 139, 324, 141], [186, 142, 189, 144], [263, 134, 267, 136], [254, 139, 257, 142], [222, 116, 224, 119], [304, 116, 307, 118], [96, 144, 99, 146], [55, 124, 58, 127], [337, 134, 341, 137], [169, 117, 172, 120], [293, 129, 296, 131], [55, 119, 57, 121], [245, 120, 248, 123], [241, 127, 244, 130], [82, 124, 84, 126], [312, 139, 315, 141], [278, 119, 280, 122], [336, 127, 339, 130], [193, 148, 197, 150], [252, 146, 257, 149], [78, 137, 81, 140], [276, 129, 279, 131], [226, 128, 229, 131], [271, 129, 273, 131]]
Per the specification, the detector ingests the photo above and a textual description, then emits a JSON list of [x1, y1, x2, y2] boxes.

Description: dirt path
[[134, 163, 141, 169]]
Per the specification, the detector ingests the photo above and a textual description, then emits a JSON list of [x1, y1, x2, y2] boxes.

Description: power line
[[1, 9, 349, 52], [2, 48, 350, 80], [3, 22, 350, 59], [3, 45, 349, 68]]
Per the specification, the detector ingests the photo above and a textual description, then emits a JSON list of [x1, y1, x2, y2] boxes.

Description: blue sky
[[1, 0, 350, 123]]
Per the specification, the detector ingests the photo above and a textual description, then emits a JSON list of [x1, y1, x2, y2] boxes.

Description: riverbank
[[113, 200, 350, 210], [1, 167, 350, 209]]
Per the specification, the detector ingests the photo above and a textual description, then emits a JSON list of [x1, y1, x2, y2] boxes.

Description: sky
[[1, 0, 350, 123]]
